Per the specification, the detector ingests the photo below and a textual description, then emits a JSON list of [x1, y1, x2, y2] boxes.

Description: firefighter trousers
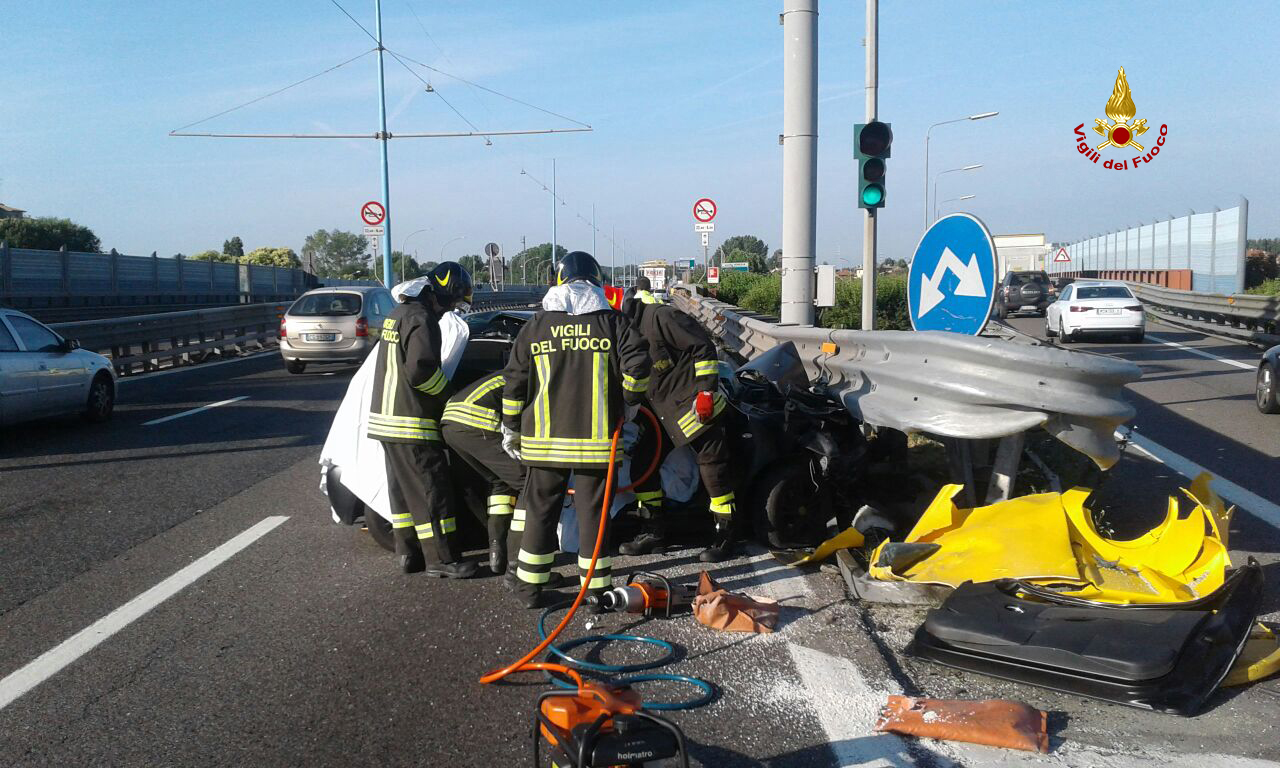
[[633, 419, 736, 522], [382, 440, 459, 565], [441, 422, 527, 558], [514, 467, 610, 598]]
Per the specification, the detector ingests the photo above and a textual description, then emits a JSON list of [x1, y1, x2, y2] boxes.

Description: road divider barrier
[[1125, 282, 1280, 347]]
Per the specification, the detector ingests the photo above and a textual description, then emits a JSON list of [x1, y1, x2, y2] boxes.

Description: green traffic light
[[861, 184, 884, 206]]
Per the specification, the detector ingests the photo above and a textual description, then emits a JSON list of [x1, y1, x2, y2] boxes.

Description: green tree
[[303, 229, 369, 278], [0, 217, 101, 252], [510, 243, 568, 285], [222, 236, 244, 260], [243, 247, 301, 268], [383, 250, 429, 282], [192, 249, 223, 261], [714, 235, 770, 274], [769, 249, 782, 272]]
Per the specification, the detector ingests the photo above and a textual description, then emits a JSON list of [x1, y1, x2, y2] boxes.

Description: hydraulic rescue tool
[[588, 572, 696, 618], [480, 409, 703, 767]]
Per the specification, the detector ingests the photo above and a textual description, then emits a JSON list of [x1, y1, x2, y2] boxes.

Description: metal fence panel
[[10, 248, 60, 293], [157, 257, 180, 291], [117, 254, 154, 292], [68, 251, 110, 293], [212, 262, 238, 292]]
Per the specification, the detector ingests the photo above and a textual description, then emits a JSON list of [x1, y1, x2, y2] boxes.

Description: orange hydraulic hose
[[480, 405, 663, 686]]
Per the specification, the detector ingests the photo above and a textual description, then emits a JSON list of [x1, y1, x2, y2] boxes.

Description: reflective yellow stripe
[[511, 518, 525, 532], [621, 372, 649, 393], [440, 517, 457, 534], [514, 508, 526, 521], [693, 360, 720, 376], [583, 574, 611, 589], [367, 425, 441, 442], [518, 550, 555, 565], [517, 567, 550, 584], [522, 449, 618, 464], [591, 352, 606, 440], [440, 412, 498, 432], [488, 494, 517, 506], [578, 555, 612, 570], [466, 375, 504, 404], [533, 354, 552, 438], [391, 516, 414, 530], [710, 492, 735, 516], [635, 490, 664, 503], [370, 413, 438, 428], [501, 397, 524, 415], [381, 338, 398, 416], [415, 368, 447, 395]]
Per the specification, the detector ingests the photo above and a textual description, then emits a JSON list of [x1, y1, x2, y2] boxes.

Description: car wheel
[[750, 458, 830, 550], [364, 509, 396, 552], [995, 304, 1008, 321], [1059, 319, 1074, 344], [82, 373, 115, 422], [286, 360, 307, 374], [1130, 330, 1145, 343], [1045, 315, 1057, 337], [1258, 363, 1280, 414]]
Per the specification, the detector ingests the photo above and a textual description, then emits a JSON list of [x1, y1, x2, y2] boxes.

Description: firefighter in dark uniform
[[617, 278, 739, 562], [369, 261, 478, 578], [500, 251, 652, 608], [441, 372, 526, 575]]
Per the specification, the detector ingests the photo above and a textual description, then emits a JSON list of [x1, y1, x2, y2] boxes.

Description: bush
[[713, 270, 766, 305], [819, 275, 910, 330], [739, 275, 782, 317], [1246, 278, 1280, 296]]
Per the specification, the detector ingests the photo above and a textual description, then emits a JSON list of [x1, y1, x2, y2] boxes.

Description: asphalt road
[[2, 333, 1280, 767]]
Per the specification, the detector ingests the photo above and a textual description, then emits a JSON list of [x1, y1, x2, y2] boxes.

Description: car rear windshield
[[290, 292, 363, 316], [1009, 273, 1049, 285], [1076, 286, 1133, 300]]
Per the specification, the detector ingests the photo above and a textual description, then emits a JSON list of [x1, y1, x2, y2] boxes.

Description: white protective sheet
[[318, 311, 469, 520]]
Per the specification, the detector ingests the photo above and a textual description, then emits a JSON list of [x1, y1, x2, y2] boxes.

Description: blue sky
[[3, 1, 1278, 267]]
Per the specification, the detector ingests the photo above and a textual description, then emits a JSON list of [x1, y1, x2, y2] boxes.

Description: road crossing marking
[[1145, 333, 1256, 371], [0, 516, 289, 712], [142, 395, 249, 426]]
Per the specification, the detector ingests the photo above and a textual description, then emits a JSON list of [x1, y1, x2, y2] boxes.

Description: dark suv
[[994, 270, 1055, 319]]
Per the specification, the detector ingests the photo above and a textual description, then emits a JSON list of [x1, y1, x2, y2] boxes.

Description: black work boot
[[423, 560, 480, 579], [399, 548, 426, 574], [699, 519, 739, 563], [487, 516, 511, 575], [619, 515, 666, 556]]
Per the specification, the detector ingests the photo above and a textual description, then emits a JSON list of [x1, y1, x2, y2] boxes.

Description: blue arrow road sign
[[907, 213, 998, 335]]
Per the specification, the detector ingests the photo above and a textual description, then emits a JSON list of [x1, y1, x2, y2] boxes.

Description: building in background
[[994, 233, 1050, 276], [0, 203, 26, 220]]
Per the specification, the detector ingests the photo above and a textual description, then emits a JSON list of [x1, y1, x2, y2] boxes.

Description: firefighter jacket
[[627, 301, 724, 446], [368, 301, 449, 443], [501, 307, 651, 468], [441, 372, 503, 433]]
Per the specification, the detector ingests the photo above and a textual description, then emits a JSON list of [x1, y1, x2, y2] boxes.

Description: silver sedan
[[0, 309, 116, 426]]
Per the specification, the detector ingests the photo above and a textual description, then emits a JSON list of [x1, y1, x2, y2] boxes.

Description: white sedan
[[1045, 280, 1145, 343], [0, 309, 116, 426]]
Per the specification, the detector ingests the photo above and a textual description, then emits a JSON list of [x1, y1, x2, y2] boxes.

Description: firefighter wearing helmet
[[368, 261, 478, 577], [500, 251, 651, 608]]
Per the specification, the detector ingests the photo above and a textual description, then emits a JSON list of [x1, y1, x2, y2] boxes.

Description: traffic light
[[855, 121, 892, 209]]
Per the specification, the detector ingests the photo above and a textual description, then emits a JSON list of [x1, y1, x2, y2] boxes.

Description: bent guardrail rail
[[1126, 283, 1280, 347], [673, 289, 1142, 469]]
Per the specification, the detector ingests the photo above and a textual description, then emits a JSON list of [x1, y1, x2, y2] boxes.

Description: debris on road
[[874, 695, 1050, 753]]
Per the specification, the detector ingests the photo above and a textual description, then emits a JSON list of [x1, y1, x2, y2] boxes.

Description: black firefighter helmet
[[427, 261, 473, 308], [554, 251, 604, 287]]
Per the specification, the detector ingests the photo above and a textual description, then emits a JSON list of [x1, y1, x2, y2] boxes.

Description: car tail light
[[1126, 305, 1143, 312], [355, 317, 368, 337], [1070, 306, 1092, 313], [279, 318, 287, 337]]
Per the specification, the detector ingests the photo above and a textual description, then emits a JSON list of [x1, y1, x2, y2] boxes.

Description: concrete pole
[[780, 0, 818, 326], [861, 0, 878, 330], [374, 0, 393, 289]]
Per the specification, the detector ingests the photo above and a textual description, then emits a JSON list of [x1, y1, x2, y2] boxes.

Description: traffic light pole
[[861, 0, 878, 330], [780, 0, 818, 326], [374, 0, 393, 289]]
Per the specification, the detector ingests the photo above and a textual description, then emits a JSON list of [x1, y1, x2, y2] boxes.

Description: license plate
[[1097, 308, 1122, 315], [306, 333, 337, 341]]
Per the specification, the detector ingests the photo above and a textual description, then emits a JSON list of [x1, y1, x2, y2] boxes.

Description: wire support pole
[[374, 0, 393, 288]]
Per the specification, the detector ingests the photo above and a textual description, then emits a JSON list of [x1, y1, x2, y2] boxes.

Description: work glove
[[620, 420, 643, 454], [500, 423, 522, 461], [694, 391, 716, 424]]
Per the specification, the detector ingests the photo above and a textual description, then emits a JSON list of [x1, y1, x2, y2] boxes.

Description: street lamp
[[937, 194, 976, 219], [924, 111, 998, 228], [932, 165, 982, 222], [439, 236, 465, 261], [400, 228, 432, 282]]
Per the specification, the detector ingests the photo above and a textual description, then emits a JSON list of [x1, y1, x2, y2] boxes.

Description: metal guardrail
[[1127, 282, 1280, 347], [46, 288, 550, 377], [672, 288, 1142, 469]]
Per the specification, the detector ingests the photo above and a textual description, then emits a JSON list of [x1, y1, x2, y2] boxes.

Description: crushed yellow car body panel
[[870, 473, 1234, 605]]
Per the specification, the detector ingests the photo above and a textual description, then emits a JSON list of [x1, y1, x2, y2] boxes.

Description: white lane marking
[[747, 554, 917, 766], [0, 516, 289, 712], [116, 350, 275, 384], [142, 395, 249, 426], [1119, 429, 1280, 529], [1146, 333, 1255, 371]]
